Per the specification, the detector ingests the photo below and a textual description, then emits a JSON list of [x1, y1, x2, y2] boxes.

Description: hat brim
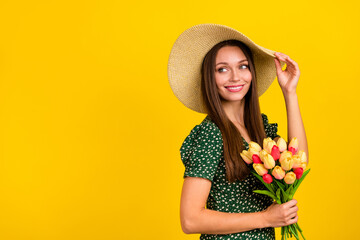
[[167, 23, 285, 113]]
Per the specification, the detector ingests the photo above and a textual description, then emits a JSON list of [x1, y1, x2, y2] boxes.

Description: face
[[214, 45, 252, 103]]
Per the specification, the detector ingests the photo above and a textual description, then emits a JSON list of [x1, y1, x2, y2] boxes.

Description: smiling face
[[214, 45, 252, 103]]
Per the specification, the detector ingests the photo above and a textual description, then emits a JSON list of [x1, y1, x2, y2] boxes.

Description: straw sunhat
[[167, 23, 285, 113]]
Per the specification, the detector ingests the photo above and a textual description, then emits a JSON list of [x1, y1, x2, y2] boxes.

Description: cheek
[[244, 71, 252, 82], [214, 74, 226, 88]]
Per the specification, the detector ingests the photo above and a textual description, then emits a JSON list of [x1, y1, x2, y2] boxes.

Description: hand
[[262, 199, 299, 228], [274, 52, 300, 95]]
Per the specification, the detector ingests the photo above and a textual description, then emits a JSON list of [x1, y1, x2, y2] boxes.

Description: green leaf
[[253, 190, 277, 200], [292, 169, 311, 195], [276, 188, 282, 204], [274, 180, 289, 202], [274, 179, 286, 191], [286, 185, 294, 201]]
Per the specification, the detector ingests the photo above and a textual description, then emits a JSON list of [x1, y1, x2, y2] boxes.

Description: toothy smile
[[225, 85, 244, 89], [224, 84, 244, 92]]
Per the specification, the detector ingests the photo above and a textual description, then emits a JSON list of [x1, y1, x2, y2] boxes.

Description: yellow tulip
[[240, 150, 252, 164], [263, 154, 275, 169], [249, 141, 262, 152], [300, 162, 307, 170], [284, 172, 296, 184], [279, 150, 292, 162], [272, 166, 285, 180], [253, 163, 268, 176], [263, 137, 273, 152], [264, 139, 276, 154], [276, 137, 287, 152], [280, 156, 294, 171], [297, 150, 307, 163], [292, 155, 301, 169], [259, 150, 268, 162], [249, 147, 260, 157], [292, 150, 308, 169]]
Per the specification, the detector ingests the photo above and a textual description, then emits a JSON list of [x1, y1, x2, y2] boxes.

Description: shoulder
[[180, 116, 223, 160], [180, 116, 223, 181]]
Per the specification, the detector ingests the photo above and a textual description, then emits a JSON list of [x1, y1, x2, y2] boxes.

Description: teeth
[[227, 86, 243, 90]]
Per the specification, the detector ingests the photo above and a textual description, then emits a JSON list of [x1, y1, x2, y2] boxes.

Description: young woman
[[168, 24, 308, 240]]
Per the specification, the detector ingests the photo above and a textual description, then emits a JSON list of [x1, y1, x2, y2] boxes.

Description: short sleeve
[[262, 113, 281, 140], [179, 122, 223, 182]]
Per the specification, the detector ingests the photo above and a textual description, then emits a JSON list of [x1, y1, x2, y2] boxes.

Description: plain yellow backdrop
[[0, 0, 359, 239]]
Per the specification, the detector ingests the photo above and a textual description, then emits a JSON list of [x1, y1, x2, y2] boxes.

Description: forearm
[[185, 208, 268, 235], [283, 92, 309, 161]]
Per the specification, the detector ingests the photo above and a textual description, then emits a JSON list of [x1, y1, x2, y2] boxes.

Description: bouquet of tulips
[[240, 137, 310, 240]]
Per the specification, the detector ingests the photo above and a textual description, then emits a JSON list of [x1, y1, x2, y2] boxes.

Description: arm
[[180, 177, 264, 234], [274, 52, 309, 163], [180, 177, 298, 235], [284, 93, 309, 162]]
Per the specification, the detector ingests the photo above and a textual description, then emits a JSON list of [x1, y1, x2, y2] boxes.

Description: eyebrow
[[216, 59, 248, 66]]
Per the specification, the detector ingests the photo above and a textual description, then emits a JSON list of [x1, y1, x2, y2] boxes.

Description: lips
[[225, 85, 244, 92], [225, 84, 245, 88]]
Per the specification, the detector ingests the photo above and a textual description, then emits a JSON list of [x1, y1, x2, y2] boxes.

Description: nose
[[231, 68, 241, 81]]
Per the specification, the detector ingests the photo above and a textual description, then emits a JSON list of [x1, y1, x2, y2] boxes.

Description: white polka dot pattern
[[180, 113, 280, 240]]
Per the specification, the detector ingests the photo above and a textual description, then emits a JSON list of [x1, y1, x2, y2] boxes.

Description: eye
[[240, 64, 249, 69], [217, 67, 227, 73]]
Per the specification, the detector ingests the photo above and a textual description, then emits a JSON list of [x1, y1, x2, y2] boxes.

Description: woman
[[168, 24, 308, 239]]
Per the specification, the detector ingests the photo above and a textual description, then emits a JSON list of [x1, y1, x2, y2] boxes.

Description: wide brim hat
[[167, 23, 285, 114]]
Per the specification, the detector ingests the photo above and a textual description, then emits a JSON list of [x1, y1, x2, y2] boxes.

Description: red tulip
[[252, 154, 262, 164], [271, 145, 280, 160], [288, 146, 297, 155], [263, 174, 273, 184], [293, 168, 304, 179]]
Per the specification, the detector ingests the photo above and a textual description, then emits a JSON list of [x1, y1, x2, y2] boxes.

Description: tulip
[[272, 166, 285, 180], [263, 154, 275, 169], [263, 137, 273, 152], [259, 150, 268, 162], [252, 154, 262, 164], [240, 150, 252, 164], [249, 147, 260, 158], [293, 168, 304, 179], [297, 150, 308, 164], [289, 147, 296, 155], [264, 139, 277, 154], [292, 150, 308, 169], [279, 150, 292, 163], [280, 156, 294, 171], [263, 174, 273, 184], [277, 137, 287, 152], [299, 162, 307, 170], [253, 163, 268, 176], [271, 145, 280, 161], [249, 141, 262, 152], [289, 137, 299, 154], [292, 155, 302, 169], [284, 172, 296, 184]]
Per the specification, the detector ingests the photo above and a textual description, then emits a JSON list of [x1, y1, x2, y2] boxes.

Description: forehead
[[215, 45, 247, 62]]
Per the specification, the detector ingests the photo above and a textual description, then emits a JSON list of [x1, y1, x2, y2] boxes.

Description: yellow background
[[0, 0, 359, 239]]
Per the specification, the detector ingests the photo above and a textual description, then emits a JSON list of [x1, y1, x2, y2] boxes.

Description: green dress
[[180, 113, 281, 240]]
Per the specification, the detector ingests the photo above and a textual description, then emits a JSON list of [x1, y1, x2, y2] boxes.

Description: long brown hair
[[201, 39, 267, 182]]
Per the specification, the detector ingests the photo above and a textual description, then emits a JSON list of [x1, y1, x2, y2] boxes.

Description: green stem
[[295, 223, 306, 240], [295, 222, 303, 232], [289, 224, 299, 240]]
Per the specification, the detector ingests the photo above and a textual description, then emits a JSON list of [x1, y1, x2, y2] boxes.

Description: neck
[[221, 99, 245, 125]]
